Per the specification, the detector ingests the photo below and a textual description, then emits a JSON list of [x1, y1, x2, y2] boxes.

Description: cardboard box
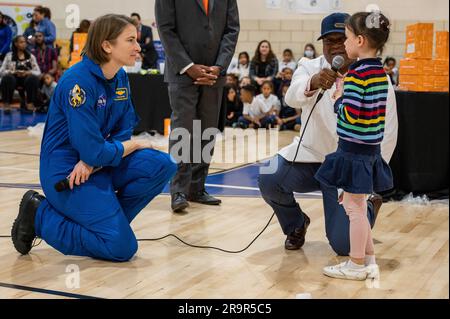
[[399, 74, 449, 92], [422, 75, 436, 91], [399, 58, 448, 76], [434, 59, 449, 76], [399, 59, 424, 75], [435, 31, 449, 60], [72, 33, 88, 53], [405, 23, 434, 59], [434, 75, 449, 92], [399, 74, 422, 91]]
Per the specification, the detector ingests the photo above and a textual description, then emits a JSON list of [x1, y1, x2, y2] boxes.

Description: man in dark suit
[[131, 13, 158, 70], [155, 0, 240, 213]]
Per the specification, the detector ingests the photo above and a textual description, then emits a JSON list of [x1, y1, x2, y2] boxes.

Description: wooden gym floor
[[0, 124, 448, 299]]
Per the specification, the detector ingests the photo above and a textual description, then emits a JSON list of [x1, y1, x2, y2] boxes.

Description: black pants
[[168, 83, 223, 197], [0, 74, 40, 105]]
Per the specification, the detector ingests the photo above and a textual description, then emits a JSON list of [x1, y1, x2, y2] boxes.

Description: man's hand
[[310, 68, 340, 91], [186, 64, 215, 81], [68, 160, 94, 190], [191, 65, 220, 86], [209, 66, 222, 77]]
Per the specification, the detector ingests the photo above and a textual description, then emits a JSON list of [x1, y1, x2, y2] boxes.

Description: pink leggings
[[342, 193, 375, 259]]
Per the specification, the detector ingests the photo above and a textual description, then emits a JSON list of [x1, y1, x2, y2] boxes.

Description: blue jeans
[[237, 115, 276, 129], [36, 149, 177, 262], [258, 155, 376, 256]]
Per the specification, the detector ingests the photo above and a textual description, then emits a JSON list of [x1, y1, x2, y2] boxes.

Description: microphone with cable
[[54, 167, 103, 192], [316, 55, 345, 104]]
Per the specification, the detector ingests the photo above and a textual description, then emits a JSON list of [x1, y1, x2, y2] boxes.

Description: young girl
[[224, 85, 243, 127], [228, 51, 250, 80], [257, 81, 281, 115], [278, 48, 297, 73], [315, 11, 392, 281]]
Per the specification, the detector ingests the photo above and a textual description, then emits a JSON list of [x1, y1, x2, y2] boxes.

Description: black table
[[386, 91, 449, 199], [128, 73, 171, 135], [129, 75, 449, 198]]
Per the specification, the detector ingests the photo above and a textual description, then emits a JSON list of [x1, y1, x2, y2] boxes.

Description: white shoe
[[323, 261, 371, 281], [366, 264, 380, 280]]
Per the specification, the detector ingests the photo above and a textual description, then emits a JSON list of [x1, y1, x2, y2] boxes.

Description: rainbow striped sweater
[[335, 58, 388, 145]]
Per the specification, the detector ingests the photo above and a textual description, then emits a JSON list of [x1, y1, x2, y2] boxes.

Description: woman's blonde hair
[[81, 14, 137, 65]]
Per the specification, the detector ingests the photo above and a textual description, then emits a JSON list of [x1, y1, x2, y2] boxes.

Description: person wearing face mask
[[303, 43, 317, 60]]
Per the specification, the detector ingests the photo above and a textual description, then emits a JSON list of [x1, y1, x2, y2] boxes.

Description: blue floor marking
[[0, 115, 321, 198], [0, 109, 47, 132]]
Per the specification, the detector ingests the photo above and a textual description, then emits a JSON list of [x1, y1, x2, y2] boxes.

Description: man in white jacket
[[258, 13, 398, 255]]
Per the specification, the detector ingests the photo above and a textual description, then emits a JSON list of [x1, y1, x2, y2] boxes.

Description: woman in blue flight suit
[[11, 14, 177, 262]]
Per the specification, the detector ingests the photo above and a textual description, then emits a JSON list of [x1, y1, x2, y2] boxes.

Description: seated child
[[40, 73, 57, 113], [237, 85, 276, 129], [256, 81, 281, 128], [278, 83, 301, 131]]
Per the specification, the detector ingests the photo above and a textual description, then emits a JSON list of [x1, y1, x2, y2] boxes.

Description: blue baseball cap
[[317, 13, 350, 40]]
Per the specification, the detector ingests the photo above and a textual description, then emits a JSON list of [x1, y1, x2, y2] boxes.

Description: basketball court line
[[0, 282, 101, 299]]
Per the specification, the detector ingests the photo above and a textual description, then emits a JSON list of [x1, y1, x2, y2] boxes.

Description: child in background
[[315, 11, 393, 281], [237, 85, 275, 129], [278, 48, 297, 73], [276, 67, 293, 99], [224, 85, 243, 127], [227, 51, 250, 80], [256, 81, 281, 121], [239, 76, 252, 89], [278, 83, 301, 131], [226, 73, 239, 87], [40, 73, 57, 112]]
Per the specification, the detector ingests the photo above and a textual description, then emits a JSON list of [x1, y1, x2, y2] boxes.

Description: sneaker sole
[[323, 269, 368, 281], [11, 190, 38, 255]]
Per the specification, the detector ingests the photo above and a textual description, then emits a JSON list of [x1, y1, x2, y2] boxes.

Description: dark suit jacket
[[155, 0, 240, 85]]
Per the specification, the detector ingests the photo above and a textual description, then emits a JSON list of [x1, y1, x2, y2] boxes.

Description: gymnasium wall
[[2, 0, 449, 62]]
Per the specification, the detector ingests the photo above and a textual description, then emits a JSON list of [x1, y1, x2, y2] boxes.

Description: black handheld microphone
[[54, 167, 103, 192], [316, 55, 345, 104]]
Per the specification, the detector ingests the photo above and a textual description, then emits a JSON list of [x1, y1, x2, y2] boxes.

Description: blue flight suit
[[35, 57, 177, 262]]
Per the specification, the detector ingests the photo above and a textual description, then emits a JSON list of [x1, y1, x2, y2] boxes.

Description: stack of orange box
[[69, 33, 88, 67], [436, 31, 449, 60], [404, 23, 434, 60], [399, 23, 449, 92]]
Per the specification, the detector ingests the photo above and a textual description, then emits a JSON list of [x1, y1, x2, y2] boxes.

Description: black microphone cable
[[0, 91, 322, 254], [0, 100, 322, 254], [2, 63, 339, 254], [135, 88, 324, 253]]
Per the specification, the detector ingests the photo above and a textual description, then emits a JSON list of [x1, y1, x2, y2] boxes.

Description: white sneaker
[[366, 264, 380, 280], [323, 261, 371, 281]]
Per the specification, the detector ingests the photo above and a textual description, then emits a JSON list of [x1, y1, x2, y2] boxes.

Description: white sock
[[347, 260, 365, 269], [365, 255, 377, 266]]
